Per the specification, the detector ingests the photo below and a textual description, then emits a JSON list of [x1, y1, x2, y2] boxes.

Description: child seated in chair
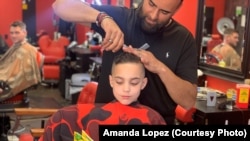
[[40, 52, 166, 141]]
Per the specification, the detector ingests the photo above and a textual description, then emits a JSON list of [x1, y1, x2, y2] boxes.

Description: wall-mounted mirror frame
[[196, 0, 250, 82]]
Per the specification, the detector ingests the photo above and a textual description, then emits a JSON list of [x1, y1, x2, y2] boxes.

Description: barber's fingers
[[101, 26, 113, 46], [137, 49, 143, 58], [101, 32, 113, 47], [123, 45, 141, 56], [111, 39, 124, 52], [124, 46, 155, 64], [108, 31, 124, 52], [102, 32, 124, 52], [101, 18, 124, 52]]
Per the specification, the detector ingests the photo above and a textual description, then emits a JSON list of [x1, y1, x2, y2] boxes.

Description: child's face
[[109, 63, 147, 105]]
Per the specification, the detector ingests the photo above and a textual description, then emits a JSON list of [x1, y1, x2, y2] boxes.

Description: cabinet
[[193, 98, 250, 124]]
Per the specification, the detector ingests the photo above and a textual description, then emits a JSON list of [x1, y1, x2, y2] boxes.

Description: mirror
[[196, 0, 250, 82]]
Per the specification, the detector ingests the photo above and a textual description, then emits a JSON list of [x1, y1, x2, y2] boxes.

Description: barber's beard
[[140, 18, 161, 34], [138, 11, 169, 34]]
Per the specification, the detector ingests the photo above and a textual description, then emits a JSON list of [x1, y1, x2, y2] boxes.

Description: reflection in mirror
[[200, 0, 246, 71], [196, 0, 250, 82]]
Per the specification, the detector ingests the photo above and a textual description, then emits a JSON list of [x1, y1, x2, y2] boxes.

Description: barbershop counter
[[194, 97, 250, 125]]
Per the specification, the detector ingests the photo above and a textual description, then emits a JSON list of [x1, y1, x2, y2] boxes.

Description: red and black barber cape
[[40, 101, 166, 141]]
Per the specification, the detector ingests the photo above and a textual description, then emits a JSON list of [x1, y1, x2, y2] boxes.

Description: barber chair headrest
[[71, 73, 91, 87]]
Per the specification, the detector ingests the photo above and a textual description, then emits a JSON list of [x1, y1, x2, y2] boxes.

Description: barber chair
[[74, 82, 195, 125], [76, 81, 98, 104], [38, 35, 69, 63], [205, 52, 222, 64], [206, 34, 222, 53], [203, 35, 223, 65], [0, 47, 43, 140], [38, 35, 70, 85], [65, 73, 91, 103], [175, 105, 196, 125], [0, 90, 30, 141], [0, 35, 9, 55]]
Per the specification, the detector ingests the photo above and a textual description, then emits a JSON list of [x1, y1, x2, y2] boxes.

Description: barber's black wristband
[[96, 12, 113, 27]]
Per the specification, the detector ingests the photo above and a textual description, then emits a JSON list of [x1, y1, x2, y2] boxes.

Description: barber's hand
[[100, 18, 124, 52], [123, 45, 165, 74]]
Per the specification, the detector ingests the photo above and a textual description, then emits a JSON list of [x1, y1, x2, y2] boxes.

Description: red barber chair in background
[[38, 35, 70, 85], [0, 50, 44, 140], [205, 52, 222, 65], [206, 34, 222, 53], [175, 105, 196, 124], [76, 81, 98, 104]]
